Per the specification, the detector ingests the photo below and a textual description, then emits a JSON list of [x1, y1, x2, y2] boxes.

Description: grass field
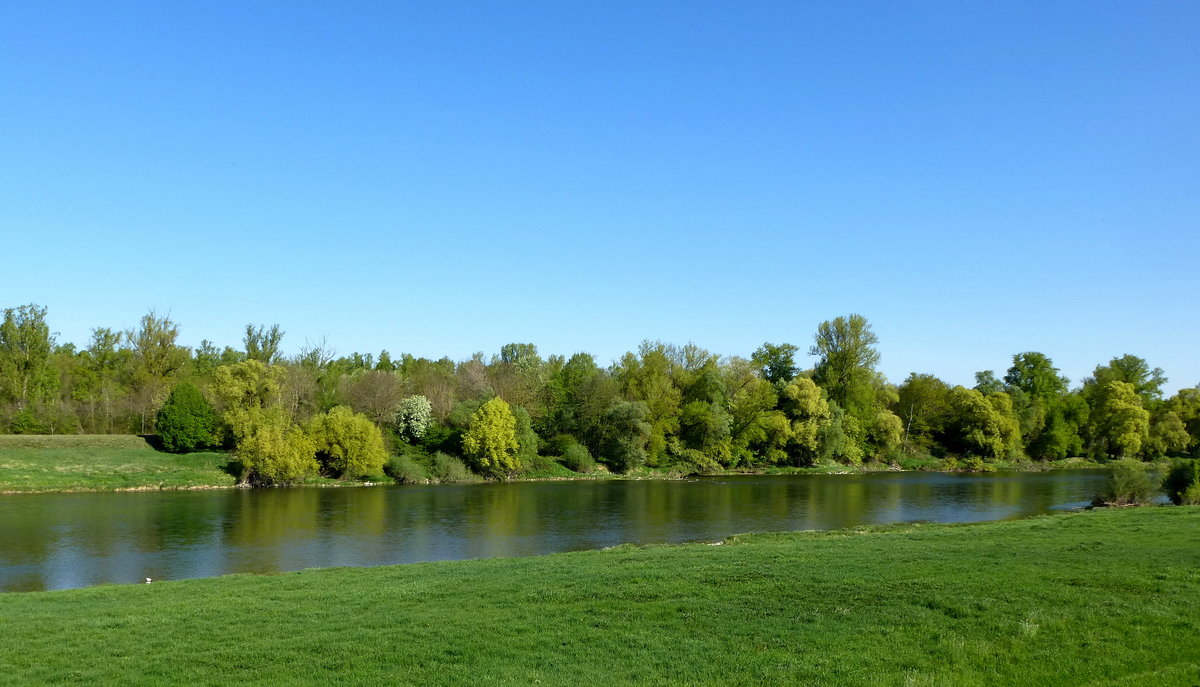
[[0, 434, 235, 492], [0, 507, 1196, 685]]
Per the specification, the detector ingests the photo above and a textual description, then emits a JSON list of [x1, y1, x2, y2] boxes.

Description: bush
[[1095, 459, 1156, 506], [961, 456, 996, 473], [307, 406, 388, 479], [155, 383, 219, 452], [384, 454, 428, 484], [561, 443, 594, 473], [1162, 459, 1200, 505], [430, 452, 481, 484]]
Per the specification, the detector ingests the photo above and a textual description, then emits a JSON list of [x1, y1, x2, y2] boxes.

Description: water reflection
[[0, 470, 1109, 592]]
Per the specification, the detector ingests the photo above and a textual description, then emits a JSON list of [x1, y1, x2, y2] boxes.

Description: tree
[[1004, 352, 1068, 399], [751, 342, 799, 386], [126, 311, 189, 433], [1086, 355, 1166, 405], [810, 314, 880, 414], [779, 377, 831, 465], [896, 373, 951, 450], [393, 395, 434, 442], [0, 304, 58, 407], [244, 324, 284, 364], [946, 387, 1021, 460], [597, 400, 651, 472], [1089, 381, 1150, 459], [307, 406, 388, 478], [462, 397, 520, 478], [1145, 410, 1190, 458], [236, 407, 318, 485], [212, 359, 286, 441], [973, 371, 1004, 395], [155, 382, 219, 452], [614, 343, 681, 466]]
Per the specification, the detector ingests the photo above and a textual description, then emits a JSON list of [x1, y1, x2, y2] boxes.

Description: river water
[[0, 469, 1108, 592]]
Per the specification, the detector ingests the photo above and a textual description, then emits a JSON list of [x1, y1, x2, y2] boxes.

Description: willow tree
[[462, 397, 520, 478]]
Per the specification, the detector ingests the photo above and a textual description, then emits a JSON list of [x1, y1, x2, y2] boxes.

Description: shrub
[[430, 452, 481, 484], [307, 406, 388, 479], [384, 454, 428, 484], [561, 443, 594, 473], [238, 409, 318, 486], [962, 456, 996, 473], [155, 382, 219, 452], [1162, 459, 1200, 505], [1095, 459, 1156, 506], [461, 397, 519, 478]]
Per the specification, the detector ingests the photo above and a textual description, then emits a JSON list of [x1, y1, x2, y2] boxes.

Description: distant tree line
[[1, 304, 1198, 484]]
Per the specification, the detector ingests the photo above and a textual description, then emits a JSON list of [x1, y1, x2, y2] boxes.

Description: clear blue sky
[[2, 1, 1197, 392]]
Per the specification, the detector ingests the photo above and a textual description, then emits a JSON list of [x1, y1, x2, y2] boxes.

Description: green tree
[[1004, 352, 1068, 399], [1086, 355, 1167, 405], [126, 311, 190, 433], [155, 382, 219, 452], [1145, 409, 1190, 458], [0, 304, 58, 407], [244, 324, 285, 364], [307, 405, 388, 478], [614, 343, 682, 466], [947, 387, 1021, 460], [462, 397, 520, 478], [236, 407, 318, 485], [896, 373, 951, 450], [779, 377, 831, 465], [810, 314, 879, 414], [751, 342, 799, 386], [596, 400, 651, 472], [1089, 381, 1150, 459], [973, 370, 1004, 395], [212, 359, 286, 441]]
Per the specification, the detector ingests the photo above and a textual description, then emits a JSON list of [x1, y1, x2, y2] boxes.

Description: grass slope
[[0, 435, 234, 492], [1, 507, 1196, 685]]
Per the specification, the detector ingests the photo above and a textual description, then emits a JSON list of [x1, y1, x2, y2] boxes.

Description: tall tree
[[751, 342, 799, 386], [126, 311, 189, 432], [244, 324, 285, 364], [462, 397, 520, 478], [1089, 381, 1150, 459], [810, 314, 880, 414], [1086, 355, 1167, 405], [0, 304, 58, 407]]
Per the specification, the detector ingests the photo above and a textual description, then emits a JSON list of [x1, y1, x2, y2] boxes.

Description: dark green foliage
[[155, 383, 219, 453], [751, 342, 799, 386], [1162, 459, 1200, 505], [596, 400, 650, 472], [560, 442, 594, 473], [1095, 459, 1156, 506]]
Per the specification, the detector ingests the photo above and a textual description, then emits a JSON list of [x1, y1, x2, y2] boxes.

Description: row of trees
[[2, 304, 1198, 483]]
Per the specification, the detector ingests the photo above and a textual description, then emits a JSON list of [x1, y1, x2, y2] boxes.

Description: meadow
[[0, 507, 1196, 685]]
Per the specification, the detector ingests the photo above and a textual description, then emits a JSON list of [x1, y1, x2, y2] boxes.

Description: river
[[0, 469, 1108, 592]]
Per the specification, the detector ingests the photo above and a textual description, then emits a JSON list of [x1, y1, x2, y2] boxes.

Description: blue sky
[[2, 1, 1197, 392]]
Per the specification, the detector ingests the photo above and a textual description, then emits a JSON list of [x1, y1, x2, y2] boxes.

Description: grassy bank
[[0, 434, 236, 493], [1, 507, 1196, 685]]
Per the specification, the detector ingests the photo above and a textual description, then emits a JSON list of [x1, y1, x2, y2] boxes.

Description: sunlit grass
[[1, 507, 1195, 685]]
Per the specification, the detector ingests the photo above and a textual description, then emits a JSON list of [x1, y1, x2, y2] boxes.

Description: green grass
[[1, 507, 1196, 685], [0, 434, 236, 492]]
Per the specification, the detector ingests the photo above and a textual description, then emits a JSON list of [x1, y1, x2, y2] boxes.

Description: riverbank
[[0, 434, 1109, 494], [1, 507, 1196, 685]]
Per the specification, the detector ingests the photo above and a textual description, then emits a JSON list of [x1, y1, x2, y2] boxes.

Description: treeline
[[1, 304, 1198, 483]]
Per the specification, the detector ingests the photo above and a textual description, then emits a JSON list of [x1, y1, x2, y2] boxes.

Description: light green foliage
[[155, 382, 219, 452], [236, 407, 318, 485], [867, 408, 904, 452], [1164, 387, 1200, 455], [780, 377, 831, 464], [1087, 354, 1167, 405], [125, 311, 189, 417], [614, 343, 681, 465], [724, 359, 785, 464], [307, 405, 388, 478], [0, 304, 58, 406], [1097, 459, 1156, 506], [1090, 381, 1150, 458], [462, 397, 520, 478], [212, 360, 287, 441], [393, 394, 434, 442], [1146, 410, 1190, 458], [947, 387, 1021, 460]]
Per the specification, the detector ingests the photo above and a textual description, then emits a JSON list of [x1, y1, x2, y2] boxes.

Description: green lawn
[[0, 507, 1196, 685], [0, 434, 235, 492]]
